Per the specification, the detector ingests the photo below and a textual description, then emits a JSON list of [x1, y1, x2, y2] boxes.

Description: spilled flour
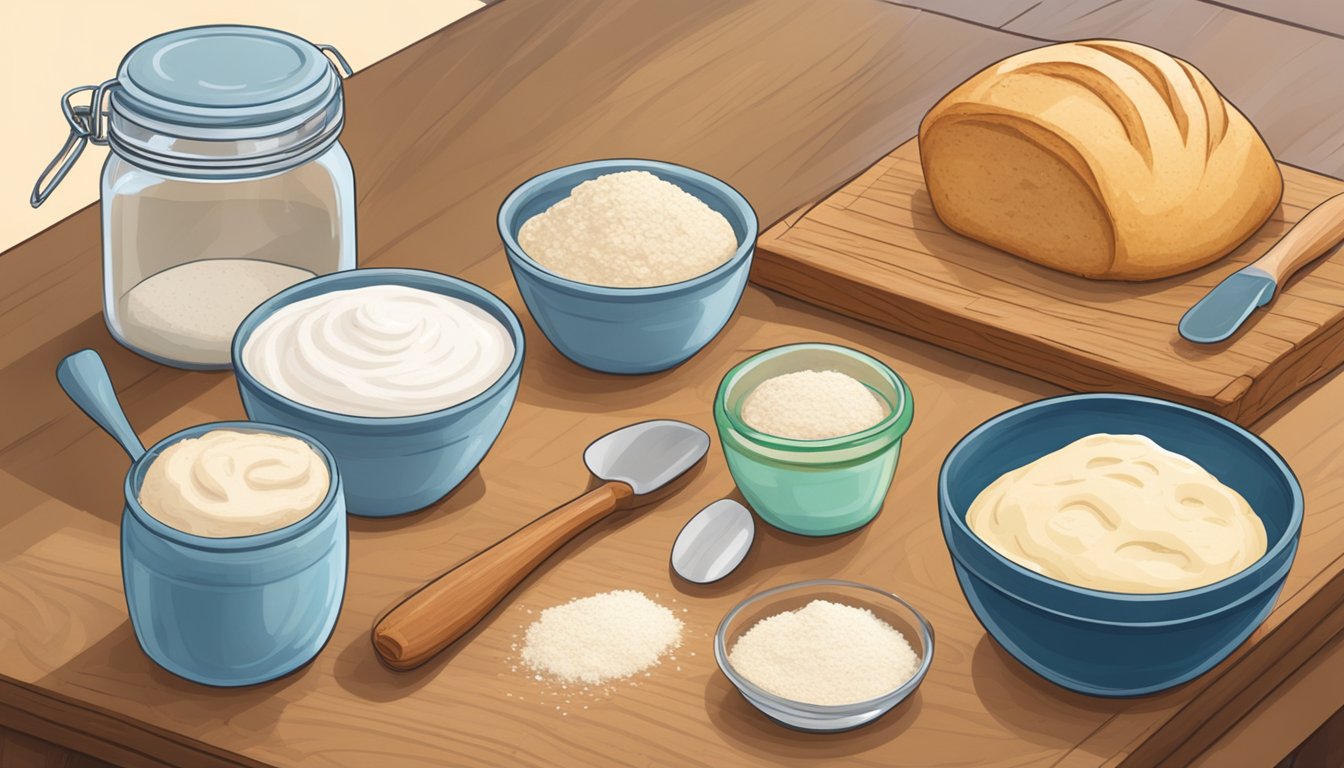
[[520, 590, 683, 685]]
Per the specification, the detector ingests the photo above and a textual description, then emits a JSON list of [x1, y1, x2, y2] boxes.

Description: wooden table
[[4, 1, 1344, 766]]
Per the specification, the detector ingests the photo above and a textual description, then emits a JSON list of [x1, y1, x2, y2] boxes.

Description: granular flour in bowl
[[741, 369, 886, 440], [517, 170, 737, 288], [521, 590, 683, 685], [728, 599, 919, 706]]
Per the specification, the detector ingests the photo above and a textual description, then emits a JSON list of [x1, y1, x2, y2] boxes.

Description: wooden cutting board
[[752, 138, 1344, 425]]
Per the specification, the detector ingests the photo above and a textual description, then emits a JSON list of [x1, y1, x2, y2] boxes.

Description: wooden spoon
[[372, 420, 709, 671]]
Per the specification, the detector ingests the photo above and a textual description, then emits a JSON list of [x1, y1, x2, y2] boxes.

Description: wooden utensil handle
[[372, 480, 634, 671], [1253, 192, 1344, 282]]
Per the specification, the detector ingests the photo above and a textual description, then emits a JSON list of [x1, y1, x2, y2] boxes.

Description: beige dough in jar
[[138, 429, 330, 538]]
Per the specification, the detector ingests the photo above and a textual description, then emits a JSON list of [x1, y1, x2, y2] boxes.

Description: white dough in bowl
[[242, 284, 514, 418]]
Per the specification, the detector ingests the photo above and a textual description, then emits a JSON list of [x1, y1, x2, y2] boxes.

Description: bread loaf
[[918, 40, 1282, 281]]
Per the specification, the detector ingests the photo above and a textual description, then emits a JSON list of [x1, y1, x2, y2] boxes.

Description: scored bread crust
[[918, 40, 1283, 281]]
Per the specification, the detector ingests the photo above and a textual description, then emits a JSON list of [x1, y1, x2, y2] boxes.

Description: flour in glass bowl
[[728, 599, 920, 705], [740, 369, 887, 440]]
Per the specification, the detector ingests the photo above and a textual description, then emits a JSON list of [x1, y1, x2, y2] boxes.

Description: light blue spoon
[[56, 349, 145, 461]]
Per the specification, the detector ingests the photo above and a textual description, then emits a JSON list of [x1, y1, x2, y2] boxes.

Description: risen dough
[[967, 433, 1266, 593]]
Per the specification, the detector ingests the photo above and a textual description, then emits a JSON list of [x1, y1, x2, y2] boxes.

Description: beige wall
[[2, 0, 483, 252]]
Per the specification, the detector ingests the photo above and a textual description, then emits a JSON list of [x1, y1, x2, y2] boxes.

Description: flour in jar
[[117, 259, 315, 366], [241, 284, 515, 417]]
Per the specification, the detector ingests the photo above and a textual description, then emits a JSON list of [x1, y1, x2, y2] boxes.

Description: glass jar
[[32, 26, 357, 369], [713, 343, 914, 536]]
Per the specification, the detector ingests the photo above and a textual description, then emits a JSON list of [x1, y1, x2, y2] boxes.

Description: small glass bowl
[[715, 579, 934, 732], [713, 343, 913, 536]]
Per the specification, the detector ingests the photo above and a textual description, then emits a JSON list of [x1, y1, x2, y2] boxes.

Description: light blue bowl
[[939, 393, 1302, 697], [499, 159, 756, 374], [122, 421, 346, 687], [232, 268, 524, 517]]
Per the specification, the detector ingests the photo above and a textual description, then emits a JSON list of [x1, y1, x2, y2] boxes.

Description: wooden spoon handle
[[1253, 192, 1344, 283], [373, 480, 634, 671]]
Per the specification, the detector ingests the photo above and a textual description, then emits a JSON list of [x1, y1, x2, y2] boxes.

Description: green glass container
[[713, 343, 913, 536]]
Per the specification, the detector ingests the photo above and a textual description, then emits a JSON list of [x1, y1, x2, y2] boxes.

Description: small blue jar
[[122, 421, 347, 687]]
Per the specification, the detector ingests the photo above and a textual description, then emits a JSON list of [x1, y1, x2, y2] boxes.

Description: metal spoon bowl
[[672, 499, 755, 584]]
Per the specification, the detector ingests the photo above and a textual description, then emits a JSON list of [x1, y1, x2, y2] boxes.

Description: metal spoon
[[373, 419, 710, 671], [672, 499, 755, 584]]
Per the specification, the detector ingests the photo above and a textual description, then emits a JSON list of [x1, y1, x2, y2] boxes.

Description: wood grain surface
[[753, 142, 1344, 424], [2, 0, 1344, 766], [0, 726, 114, 768], [1194, 632, 1344, 767]]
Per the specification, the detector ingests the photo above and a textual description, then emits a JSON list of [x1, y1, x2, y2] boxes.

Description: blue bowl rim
[[714, 578, 935, 714], [938, 392, 1304, 602], [497, 158, 759, 298], [123, 420, 343, 552], [231, 267, 526, 427]]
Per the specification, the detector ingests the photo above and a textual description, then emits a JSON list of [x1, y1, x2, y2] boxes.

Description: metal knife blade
[[1179, 266, 1278, 344]]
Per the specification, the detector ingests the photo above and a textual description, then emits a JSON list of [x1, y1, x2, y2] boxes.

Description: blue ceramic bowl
[[499, 159, 757, 374], [233, 268, 525, 517], [939, 394, 1302, 697], [122, 421, 346, 687]]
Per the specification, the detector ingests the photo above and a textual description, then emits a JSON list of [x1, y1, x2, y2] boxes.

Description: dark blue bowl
[[939, 393, 1302, 697], [233, 269, 524, 517], [499, 159, 756, 374]]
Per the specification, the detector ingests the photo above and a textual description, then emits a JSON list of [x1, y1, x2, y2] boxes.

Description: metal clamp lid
[[31, 80, 117, 208], [30, 36, 354, 207]]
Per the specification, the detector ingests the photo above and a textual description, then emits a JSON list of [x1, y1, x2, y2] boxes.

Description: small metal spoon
[[672, 499, 755, 584]]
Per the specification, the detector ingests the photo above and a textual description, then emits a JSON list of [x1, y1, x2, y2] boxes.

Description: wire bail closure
[[30, 41, 349, 208], [31, 79, 117, 208], [317, 44, 354, 78]]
